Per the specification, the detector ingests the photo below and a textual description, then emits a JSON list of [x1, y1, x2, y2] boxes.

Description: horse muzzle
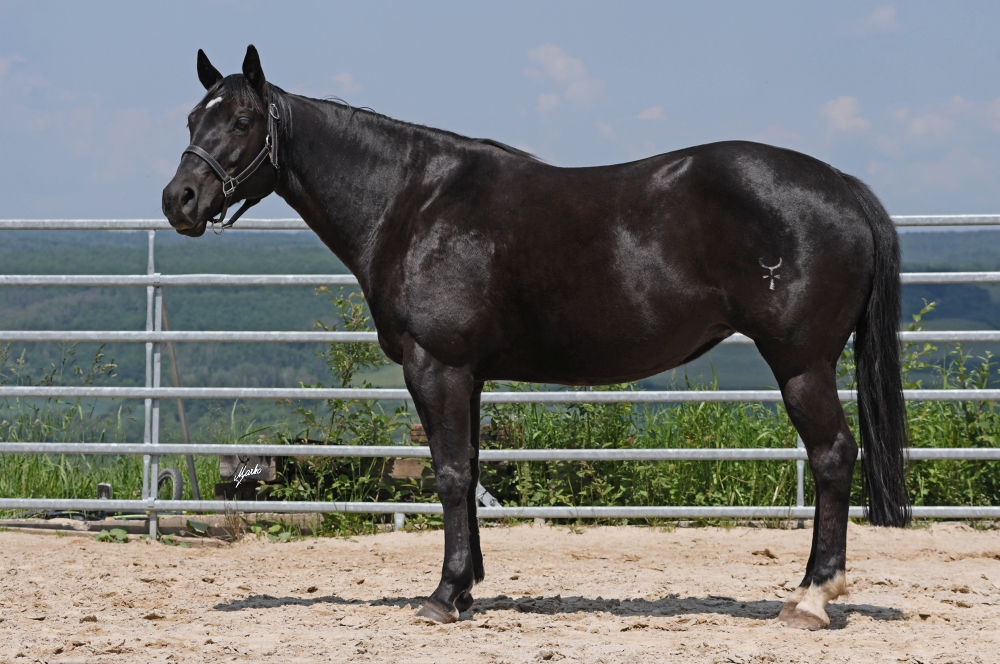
[[162, 179, 211, 236]]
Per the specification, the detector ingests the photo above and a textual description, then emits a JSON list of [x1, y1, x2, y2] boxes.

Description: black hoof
[[455, 591, 474, 613], [415, 599, 459, 624]]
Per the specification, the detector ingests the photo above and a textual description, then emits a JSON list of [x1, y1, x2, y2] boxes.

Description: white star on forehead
[[205, 97, 223, 109]]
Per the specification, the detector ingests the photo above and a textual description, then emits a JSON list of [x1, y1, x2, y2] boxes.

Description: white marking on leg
[[205, 97, 223, 109], [759, 258, 782, 290], [780, 586, 807, 612], [783, 570, 847, 629]]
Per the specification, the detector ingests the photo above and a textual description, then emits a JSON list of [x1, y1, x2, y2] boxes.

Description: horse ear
[[242, 44, 267, 102], [197, 49, 223, 90]]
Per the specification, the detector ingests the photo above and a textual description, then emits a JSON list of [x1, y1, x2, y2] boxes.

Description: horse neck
[[274, 95, 440, 287]]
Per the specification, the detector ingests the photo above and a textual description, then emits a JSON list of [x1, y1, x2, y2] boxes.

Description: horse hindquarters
[[758, 172, 908, 629]]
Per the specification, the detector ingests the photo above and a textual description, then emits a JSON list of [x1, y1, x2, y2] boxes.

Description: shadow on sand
[[214, 592, 904, 629]]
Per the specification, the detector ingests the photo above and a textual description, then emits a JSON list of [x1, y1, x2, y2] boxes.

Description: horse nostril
[[181, 187, 195, 208]]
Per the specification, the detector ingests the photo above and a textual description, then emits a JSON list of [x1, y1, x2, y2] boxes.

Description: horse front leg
[[455, 381, 486, 614], [404, 344, 476, 623], [775, 365, 855, 630]]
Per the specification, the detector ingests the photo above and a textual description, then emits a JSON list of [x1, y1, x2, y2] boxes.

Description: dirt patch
[[1, 522, 998, 662]]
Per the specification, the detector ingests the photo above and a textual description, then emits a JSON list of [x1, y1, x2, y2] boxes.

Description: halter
[[183, 102, 281, 234]]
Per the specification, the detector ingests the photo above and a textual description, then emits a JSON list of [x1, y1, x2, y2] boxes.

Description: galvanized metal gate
[[2, 217, 1000, 537]]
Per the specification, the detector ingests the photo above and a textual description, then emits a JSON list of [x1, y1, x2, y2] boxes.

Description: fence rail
[[3, 330, 1000, 345], [4, 386, 1000, 403], [4, 272, 1000, 287], [1, 214, 999, 230], [3, 217, 1000, 533], [3, 442, 1000, 461], [1, 499, 998, 520]]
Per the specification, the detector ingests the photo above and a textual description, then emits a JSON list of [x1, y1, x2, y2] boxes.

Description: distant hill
[[0, 230, 357, 442], [0, 230, 350, 388], [2, 225, 999, 428]]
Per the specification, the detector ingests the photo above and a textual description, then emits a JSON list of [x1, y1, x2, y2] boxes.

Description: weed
[[222, 500, 245, 542], [160, 534, 188, 548], [95, 528, 128, 543]]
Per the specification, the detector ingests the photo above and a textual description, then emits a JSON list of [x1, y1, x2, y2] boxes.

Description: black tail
[[839, 171, 911, 527]]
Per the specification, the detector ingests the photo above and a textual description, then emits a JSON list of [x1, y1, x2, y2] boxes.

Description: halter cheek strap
[[182, 102, 281, 233]]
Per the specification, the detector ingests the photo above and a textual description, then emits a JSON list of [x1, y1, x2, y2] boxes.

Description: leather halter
[[183, 102, 281, 234]]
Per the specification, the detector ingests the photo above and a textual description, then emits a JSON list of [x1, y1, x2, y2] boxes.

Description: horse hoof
[[455, 591, 474, 613], [777, 586, 806, 622], [778, 607, 830, 631], [416, 600, 459, 624], [777, 601, 799, 622]]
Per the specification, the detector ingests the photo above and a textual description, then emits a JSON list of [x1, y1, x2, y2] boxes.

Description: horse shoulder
[[370, 160, 510, 361]]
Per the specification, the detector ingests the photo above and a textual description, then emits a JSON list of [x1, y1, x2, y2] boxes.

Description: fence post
[[143, 231, 155, 536], [161, 296, 199, 500], [150, 282, 162, 537], [796, 435, 805, 509]]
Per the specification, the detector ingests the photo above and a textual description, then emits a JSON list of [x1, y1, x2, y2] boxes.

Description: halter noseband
[[182, 102, 281, 234]]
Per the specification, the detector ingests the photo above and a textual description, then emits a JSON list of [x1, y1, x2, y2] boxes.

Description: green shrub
[[4, 294, 1000, 532]]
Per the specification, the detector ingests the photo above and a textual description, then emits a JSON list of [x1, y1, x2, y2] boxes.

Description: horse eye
[[235, 117, 250, 131]]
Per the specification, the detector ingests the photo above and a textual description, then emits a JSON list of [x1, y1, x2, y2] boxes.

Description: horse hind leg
[[763, 358, 856, 630]]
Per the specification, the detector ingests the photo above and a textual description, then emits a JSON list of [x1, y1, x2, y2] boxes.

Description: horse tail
[[837, 171, 910, 527]]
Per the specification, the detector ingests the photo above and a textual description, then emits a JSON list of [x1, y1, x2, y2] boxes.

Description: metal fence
[[2, 216, 1000, 536]]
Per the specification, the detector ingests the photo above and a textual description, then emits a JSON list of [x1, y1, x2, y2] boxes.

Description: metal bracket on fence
[[476, 483, 501, 508]]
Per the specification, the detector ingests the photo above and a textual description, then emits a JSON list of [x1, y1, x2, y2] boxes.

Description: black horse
[[163, 46, 909, 630]]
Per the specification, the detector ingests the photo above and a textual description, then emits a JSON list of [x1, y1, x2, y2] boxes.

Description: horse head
[[161, 45, 279, 237]]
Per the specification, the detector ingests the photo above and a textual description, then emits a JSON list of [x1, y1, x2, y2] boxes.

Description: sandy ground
[[1, 522, 999, 663]]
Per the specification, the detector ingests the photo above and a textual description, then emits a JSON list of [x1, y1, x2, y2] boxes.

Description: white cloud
[[945, 95, 972, 114], [892, 108, 954, 140], [526, 43, 603, 106], [856, 6, 899, 33], [635, 106, 665, 121], [0, 56, 16, 79], [0, 54, 25, 92], [875, 134, 900, 156], [988, 99, 1000, 131], [537, 93, 561, 120], [330, 72, 361, 96], [867, 161, 887, 176], [822, 96, 871, 133], [913, 149, 985, 192], [596, 121, 616, 141]]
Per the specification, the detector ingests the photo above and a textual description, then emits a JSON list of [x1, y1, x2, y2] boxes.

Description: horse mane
[[308, 91, 542, 162], [474, 138, 541, 161], [198, 75, 539, 163]]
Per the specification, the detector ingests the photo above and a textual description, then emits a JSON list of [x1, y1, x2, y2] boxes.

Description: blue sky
[[1, 1, 999, 218]]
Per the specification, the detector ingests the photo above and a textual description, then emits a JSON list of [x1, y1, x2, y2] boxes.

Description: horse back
[[371, 140, 875, 383]]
